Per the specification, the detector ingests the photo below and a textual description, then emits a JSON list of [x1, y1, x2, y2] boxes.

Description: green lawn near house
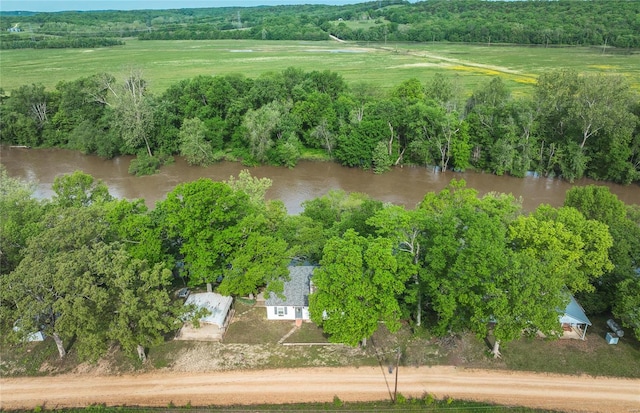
[[225, 306, 294, 344], [283, 321, 330, 343], [501, 315, 640, 378]]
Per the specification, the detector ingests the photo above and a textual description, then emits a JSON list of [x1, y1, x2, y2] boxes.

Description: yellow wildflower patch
[[588, 65, 619, 70], [448, 65, 537, 85], [513, 76, 538, 85], [449, 65, 501, 76]]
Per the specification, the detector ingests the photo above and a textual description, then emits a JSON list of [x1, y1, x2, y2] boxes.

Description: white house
[[176, 292, 234, 341], [265, 266, 314, 323]]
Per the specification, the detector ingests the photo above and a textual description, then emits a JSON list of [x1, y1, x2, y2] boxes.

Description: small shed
[[266, 266, 314, 322], [176, 292, 234, 341], [559, 295, 591, 340], [12, 319, 45, 342]]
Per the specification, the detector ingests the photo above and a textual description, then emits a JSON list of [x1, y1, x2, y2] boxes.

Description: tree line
[[2, 1, 639, 49], [1, 67, 638, 183], [0, 34, 124, 49], [328, 0, 640, 48], [1, 168, 638, 362]]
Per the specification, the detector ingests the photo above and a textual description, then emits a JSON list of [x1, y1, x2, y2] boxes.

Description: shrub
[[332, 395, 343, 407], [129, 152, 161, 176]]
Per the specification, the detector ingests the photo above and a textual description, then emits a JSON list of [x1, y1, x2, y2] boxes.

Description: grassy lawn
[[162, 318, 629, 379], [225, 302, 294, 344], [284, 321, 330, 343], [501, 315, 640, 378], [2, 39, 638, 96], [0, 339, 61, 376]]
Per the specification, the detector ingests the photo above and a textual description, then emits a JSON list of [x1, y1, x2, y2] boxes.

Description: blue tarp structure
[[559, 295, 591, 340]]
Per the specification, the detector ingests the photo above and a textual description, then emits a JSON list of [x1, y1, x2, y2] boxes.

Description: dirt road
[[2, 366, 639, 412]]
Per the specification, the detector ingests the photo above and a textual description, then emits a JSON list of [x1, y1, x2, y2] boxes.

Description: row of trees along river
[[1, 163, 639, 361], [1, 67, 639, 184], [2, 0, 639, 48]]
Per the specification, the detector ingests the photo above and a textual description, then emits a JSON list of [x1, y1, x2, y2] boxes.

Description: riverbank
[[3, 146, 640, 213]]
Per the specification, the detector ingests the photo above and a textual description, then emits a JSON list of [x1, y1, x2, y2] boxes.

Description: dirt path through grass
[[2, 366, 638, 412], [382, 46, 538, 84], [416, 50, 524, 74]]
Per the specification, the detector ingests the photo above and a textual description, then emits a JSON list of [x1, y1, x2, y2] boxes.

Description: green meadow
[[2, 39, 639, 95]]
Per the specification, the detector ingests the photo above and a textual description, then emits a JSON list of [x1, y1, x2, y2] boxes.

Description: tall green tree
[[54, 76, 112, 151], [407, 102, 470, 171], [417, 180, 578, 357], [51, 170, 113, 208], [157, 178, 249, 287], [116, 71, 155, 157], [242, 100, 290, 163], [464, 77, 511, 169], [309, 229, 410, 346], [218, 228, 289, 298], [613, 276, 640, 341], [1, 207, 114, 359], [564, 185, 640, 321], [367, 205, 425, 326], [179, 117, 216, 166], [535, 70, 637, 182], [527, 205, 614, 293], [106, 248, 184, 362], [104, 198, 167, 264], [481, 250, 569, 358], [302, 189, 383, 239], [0, 167, 45, 275], [225, 169, 273, 207], [421, 200, 510, 337], [2, 83, 53, 146]]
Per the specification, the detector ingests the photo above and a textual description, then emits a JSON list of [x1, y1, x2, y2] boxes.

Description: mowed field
[[2, 39, 639, 95]]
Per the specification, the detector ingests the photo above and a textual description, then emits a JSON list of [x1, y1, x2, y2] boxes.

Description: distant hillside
[[0, 11, 38, 16], [1, 0, 639, 48]]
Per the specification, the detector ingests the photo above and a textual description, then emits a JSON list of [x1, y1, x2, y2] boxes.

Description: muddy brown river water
[[2, 146, 639, 213]]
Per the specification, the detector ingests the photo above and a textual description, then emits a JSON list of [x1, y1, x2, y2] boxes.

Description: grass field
[[2, 39, 639, 96]]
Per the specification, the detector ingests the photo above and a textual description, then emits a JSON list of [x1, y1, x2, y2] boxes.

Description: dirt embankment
[[2, 366, 639, 413]]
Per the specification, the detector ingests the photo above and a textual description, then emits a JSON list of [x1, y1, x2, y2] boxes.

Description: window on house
[[276, 307, 287, 316]]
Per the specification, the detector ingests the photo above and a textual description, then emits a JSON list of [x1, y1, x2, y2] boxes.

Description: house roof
[[184, 292, 233, 327], [559, 295, 591, 326], [265, 266, 314, 307]]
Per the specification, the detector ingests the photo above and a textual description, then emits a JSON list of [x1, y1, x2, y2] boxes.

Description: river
[[2, 146, 639, 214]]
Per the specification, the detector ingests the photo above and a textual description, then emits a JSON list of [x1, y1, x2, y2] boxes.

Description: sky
[[1, 0, 377, 12]]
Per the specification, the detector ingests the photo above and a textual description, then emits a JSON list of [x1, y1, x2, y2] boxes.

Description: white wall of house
[[266, 305, 310, 321]]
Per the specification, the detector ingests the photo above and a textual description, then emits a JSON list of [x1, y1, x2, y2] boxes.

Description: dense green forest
[[1, 168, 639, 361], [1, 0, 639, 49], [1, 67, 639, 183]]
